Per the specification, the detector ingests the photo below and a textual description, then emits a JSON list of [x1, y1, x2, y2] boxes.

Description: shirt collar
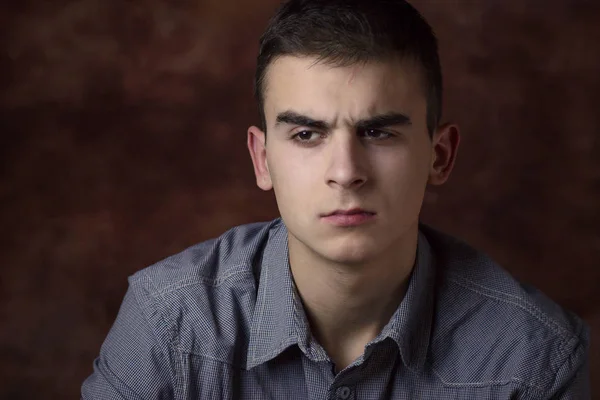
[[376, 226, 436, 372], [247, 219, 298, 369], [246, 219, 436, 372]]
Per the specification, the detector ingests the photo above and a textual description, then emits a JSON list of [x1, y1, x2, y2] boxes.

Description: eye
[[292, 130, 321, 142], [360, 128, 392, 139]]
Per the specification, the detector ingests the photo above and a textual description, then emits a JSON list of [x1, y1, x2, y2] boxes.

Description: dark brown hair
[[254, 0, 442, 136]]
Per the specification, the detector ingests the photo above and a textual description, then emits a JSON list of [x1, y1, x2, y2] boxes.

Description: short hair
[[254, 0, 442, 137]]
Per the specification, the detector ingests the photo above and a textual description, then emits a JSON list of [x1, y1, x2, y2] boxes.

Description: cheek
[[375, 150, 429, 195], [269, 154, 312, 198], [270, 148, 316, 182]]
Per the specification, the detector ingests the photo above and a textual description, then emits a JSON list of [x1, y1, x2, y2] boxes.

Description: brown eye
[[292, 131, 320, 142], [296, 131, 314, 141], [360, 128, 392, 139]]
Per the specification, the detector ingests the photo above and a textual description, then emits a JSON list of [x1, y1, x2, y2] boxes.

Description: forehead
[[262, 56, 426, 123]]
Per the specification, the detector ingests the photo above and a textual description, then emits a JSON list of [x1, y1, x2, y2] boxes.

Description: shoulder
[[125, 218, 283, 367], [131, 218, 280, 291], [421, 225, 589, 397]]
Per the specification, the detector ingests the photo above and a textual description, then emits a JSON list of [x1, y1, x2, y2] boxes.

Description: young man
[[82, 0, 590, 399]]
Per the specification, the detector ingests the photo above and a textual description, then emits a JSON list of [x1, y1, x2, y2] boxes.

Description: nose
[[325, 131, 368, 190]]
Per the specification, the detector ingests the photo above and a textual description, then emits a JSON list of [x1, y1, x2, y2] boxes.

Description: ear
[[428, 122, 460, 185], [247, 126, 273, 191]]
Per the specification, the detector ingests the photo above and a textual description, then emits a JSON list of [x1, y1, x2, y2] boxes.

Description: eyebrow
[[275, 110, 412, 131], [356, 112, 412, 130], [275, 111, 329, 130]]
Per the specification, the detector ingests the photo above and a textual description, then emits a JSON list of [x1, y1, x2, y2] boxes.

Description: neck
[[288, 225, 418, 370]]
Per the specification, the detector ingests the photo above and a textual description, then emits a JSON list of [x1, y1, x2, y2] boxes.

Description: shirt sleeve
[[550, 360, 590, 400], [81, 277, 178, 399], [547, 320, 591, 400]]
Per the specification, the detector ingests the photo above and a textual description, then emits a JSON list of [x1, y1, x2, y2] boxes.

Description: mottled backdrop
[[1, 0, 599, 398]]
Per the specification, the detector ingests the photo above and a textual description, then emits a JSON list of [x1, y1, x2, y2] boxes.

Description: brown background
[[1, 1, 599, 398]]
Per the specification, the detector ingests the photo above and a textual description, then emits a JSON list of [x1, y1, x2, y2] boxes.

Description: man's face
[[249, 55, 451, 265]]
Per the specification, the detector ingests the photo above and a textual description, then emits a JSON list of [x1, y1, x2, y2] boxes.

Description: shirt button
[[337, 386, 351, 399]]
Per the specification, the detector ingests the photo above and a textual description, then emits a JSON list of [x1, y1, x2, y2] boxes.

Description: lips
[[320, 208, 377, 227], [323, 208, 375, 217]]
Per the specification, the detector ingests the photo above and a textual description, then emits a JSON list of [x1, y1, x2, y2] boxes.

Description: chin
[[314, 235, 381, 265], [286, 217, 394, 265]]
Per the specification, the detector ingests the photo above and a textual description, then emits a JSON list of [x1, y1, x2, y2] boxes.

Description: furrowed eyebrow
[[356, 113, 412, 130], [274, 110, 411, 131], [275, 111, 330, 130]]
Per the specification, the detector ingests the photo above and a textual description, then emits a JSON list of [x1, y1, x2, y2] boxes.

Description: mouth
[[320, 208, 377, 227], [322, 208, 376, 217]]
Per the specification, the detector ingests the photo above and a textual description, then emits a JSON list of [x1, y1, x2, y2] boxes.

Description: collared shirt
[[82, 218, 590, 399]]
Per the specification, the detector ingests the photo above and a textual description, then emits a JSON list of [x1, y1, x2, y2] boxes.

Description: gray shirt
[[82, 218, 589, 399]]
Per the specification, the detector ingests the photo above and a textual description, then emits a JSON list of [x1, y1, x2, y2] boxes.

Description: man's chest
[[176, 350, 531, 400]]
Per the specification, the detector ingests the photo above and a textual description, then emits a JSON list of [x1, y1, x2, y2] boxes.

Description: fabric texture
[[81, 218, 590, 399]]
